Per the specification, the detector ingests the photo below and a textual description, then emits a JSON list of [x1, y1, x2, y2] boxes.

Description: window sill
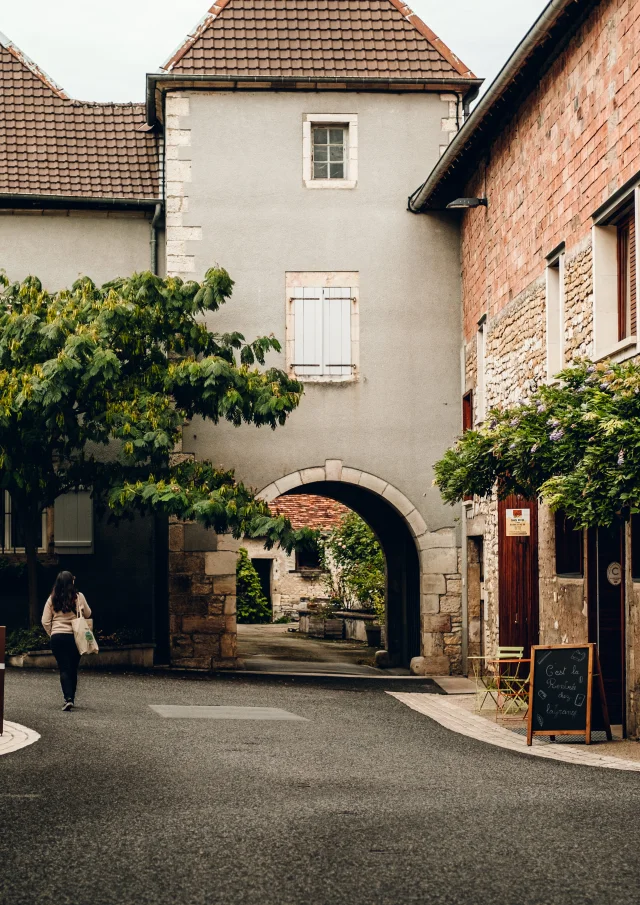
[[594, 336, 637, 363], [304, 179, 357, 190], [293, 374, 357, 385]]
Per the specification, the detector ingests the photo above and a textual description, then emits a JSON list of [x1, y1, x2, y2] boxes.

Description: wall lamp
[[446, 197, 488, 209]]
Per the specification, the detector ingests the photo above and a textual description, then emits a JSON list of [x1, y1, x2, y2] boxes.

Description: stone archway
[[259, 461, 461, 673], [166, 460, 461, 675]]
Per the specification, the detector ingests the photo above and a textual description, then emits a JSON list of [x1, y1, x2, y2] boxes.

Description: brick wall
[[461, 0, 640, 339]]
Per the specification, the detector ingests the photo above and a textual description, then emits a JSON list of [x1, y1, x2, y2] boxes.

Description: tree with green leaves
[[0, 267, 308, 624], [322, 512, 386, 623], [433, 359, 640, 527], [236, 548, 271, 624]]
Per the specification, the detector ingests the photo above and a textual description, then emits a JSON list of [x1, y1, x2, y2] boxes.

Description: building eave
[[145, 72, 482, 127]]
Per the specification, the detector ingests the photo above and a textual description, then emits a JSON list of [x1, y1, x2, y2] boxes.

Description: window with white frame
[[303, 114, 357, 189], [2, 492, 47, 553], [546, 245, 565, 381], [593, 184, 639, 360], [286, 273, 359, 381], [475, 316, 486, 424]]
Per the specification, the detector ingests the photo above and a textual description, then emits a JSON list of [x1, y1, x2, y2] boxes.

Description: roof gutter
[[407, 0, 582, 213], [145, 72, 482, 126], [0, 193, 162, 212]]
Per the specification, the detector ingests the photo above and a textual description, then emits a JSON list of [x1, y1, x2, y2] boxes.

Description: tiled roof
[[0, 34, 159, 202], [162, 0, 476, 82], [271, 494, 350, 531]]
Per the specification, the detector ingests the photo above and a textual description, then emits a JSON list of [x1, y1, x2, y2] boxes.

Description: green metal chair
[[474, 646, 525, 712]]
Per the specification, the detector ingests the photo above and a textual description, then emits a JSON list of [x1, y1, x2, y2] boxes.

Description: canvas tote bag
[[72, 598, 99, 656]]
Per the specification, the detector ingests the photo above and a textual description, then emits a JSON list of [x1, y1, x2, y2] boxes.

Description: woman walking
[[42, 571, 91, 711]]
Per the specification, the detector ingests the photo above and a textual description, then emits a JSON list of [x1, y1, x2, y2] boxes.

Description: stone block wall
[[168, 520, 238, 669], [420, 528, 462, 673]]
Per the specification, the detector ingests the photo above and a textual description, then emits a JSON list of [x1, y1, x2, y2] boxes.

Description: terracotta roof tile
[[0, 36, 159, 201], [270, 493, 350, 531], [162, 0, 475, 82]]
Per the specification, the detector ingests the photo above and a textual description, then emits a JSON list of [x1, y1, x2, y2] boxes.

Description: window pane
[[314, 146, 328, 162], [329, 162, 344, 179], [313, 128, 328, 144], [314, 162, 328, 178], [329, 128, 344, 143], [329, 145, 344, 162]]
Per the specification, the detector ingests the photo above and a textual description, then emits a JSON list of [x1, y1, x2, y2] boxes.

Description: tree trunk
[[24, 518, 40, 627]]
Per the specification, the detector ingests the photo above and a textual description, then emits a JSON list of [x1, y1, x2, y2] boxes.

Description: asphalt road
[[3, 670, 640, 905]]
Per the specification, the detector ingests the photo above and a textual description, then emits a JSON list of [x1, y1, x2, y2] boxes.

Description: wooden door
[[588, 524, 625, 725], [498, 495, 539, 654]]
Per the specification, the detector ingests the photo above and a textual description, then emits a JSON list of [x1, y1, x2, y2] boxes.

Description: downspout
[[150, 202, 162, 275]]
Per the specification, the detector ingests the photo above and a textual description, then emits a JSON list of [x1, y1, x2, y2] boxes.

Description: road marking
[[388, 692, 640, 772], [0, 721, 40, 757], [149, 705, 309, 721]]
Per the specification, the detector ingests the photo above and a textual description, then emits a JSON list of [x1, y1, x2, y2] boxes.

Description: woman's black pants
[[50, 634, 81, 702]]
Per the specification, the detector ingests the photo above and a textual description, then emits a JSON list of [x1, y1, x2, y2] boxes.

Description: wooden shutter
[[462, 391, 473, 432], [293, 288, 322, 377], [617, 212, 636, 339], [632, 513, 640, 581], [322, 288, 351, 377], [54, 491, 93, 554], [631, 213, 637, 335], [555, 510, 583, 576]]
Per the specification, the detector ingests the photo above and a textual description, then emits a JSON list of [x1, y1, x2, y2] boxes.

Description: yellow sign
[[506, 508, 530, 536]]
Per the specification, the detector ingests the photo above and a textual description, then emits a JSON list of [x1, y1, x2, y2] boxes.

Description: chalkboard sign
[[527, 644, 611, 745]]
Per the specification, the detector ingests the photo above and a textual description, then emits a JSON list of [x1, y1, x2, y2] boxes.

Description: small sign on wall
[[505, 508, 530, 536]]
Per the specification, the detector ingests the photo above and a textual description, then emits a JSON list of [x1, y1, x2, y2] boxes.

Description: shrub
[[323, 512, 386, 623], [236, 548, 271, 624]]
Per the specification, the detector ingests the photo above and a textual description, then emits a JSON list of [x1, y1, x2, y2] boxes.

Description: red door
[[498, 495, 539, 654]]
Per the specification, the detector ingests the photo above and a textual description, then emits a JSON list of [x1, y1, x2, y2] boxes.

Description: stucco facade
[[163, 87, 467, 671], [0, 210, 154, 287]]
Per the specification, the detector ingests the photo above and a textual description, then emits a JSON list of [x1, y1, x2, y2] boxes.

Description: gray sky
[[1, 0, 549, 103]]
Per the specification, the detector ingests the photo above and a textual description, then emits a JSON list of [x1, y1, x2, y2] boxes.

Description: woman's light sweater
[[41, 593, 91, 636]]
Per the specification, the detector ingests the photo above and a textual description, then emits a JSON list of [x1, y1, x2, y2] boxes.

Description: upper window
[[617, 210, 636, 341], [2, 492, 47, 554], [312, 127, 346, 180], [475, 317, 486, 425], [286, 272, 359, 382], [592, 186, 639, 360], [303, 115, 358, 189], [546, 246, 565, 381]]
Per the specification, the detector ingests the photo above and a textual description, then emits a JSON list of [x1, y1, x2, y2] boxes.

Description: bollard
[[0, 626, 5, 736]]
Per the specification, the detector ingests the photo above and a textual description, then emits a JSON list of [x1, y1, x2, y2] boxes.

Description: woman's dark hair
[[51, 571, 78, 613]]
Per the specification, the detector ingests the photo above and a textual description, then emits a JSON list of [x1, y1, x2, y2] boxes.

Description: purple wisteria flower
[[488, 418, 498, 430], [548, 418, 560, 427], [509, 442, 517, 449], [600, 383, 609, 390], [618, 450, 625, 467], [510, 418, 520, 427], [537, 403, 546, 413], [586, 365, 596, 373], [549, 429, 564, 441], [530, 443, 539, 453]]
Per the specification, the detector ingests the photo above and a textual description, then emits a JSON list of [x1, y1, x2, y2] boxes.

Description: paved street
[[3, 670, 640, 905]]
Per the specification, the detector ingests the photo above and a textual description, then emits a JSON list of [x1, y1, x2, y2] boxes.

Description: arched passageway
[[286, 481, 420, 667], [259, 466, 424, 668]]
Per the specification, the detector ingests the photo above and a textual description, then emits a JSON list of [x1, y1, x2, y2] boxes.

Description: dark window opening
[[296, 546, 322, 571], [555, 510, 583, 577]]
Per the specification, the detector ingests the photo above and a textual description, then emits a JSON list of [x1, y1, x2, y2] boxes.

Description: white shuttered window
[[292, 287, 352, 378]]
